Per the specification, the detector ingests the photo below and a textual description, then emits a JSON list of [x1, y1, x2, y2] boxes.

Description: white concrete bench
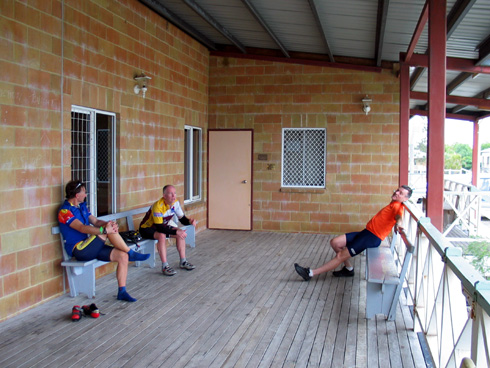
[[52, 207, 196, 298], [51, 207, 157, 298], [365, 230, 415, 320]]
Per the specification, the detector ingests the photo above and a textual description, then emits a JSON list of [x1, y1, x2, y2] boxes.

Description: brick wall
[[0, 0, 208, 321], [208, 57, 400, 234]]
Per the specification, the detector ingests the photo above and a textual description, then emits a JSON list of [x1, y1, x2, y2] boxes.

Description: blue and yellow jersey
[[58, 200, 92, 257]]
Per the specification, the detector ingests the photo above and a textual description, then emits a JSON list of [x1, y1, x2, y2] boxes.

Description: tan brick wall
[[209, 57, 400, 235], [0, 0, 208, 321]]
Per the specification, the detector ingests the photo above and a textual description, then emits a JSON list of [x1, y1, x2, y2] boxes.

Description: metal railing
[[443, 179, 486, 240], [397, 201, 490, 368]]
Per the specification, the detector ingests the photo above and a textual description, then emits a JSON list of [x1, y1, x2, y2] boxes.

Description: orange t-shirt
[[365, 201, 404, 240]]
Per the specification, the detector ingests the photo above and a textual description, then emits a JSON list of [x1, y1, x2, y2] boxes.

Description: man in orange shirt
[[294, 185, 412, 281]]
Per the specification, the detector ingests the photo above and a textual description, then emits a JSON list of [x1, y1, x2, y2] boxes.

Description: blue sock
[[128, 249, 150, 262], [117, 287, 137, 302]]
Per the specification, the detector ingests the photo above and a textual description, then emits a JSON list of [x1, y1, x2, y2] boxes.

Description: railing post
[[472, 281, 490, 367], [414, 217, 431, 330]]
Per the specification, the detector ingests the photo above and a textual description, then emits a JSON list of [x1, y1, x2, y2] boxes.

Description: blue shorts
[[345, 229, 381, 257], [72, 236, 113, 262]]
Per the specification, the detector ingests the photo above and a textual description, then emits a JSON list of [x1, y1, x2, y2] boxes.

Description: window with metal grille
[[71, 106, 116, 216], [282, 128, 326, 188], [184, 126, 202, 203]]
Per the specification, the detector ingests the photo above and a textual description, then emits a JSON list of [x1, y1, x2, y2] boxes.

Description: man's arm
[[70, 215, 117, 235], [89, 215, 108, 228], [394, 214, 404, 233], [178, 215, 197, 227], [70, 217, 105, 235]]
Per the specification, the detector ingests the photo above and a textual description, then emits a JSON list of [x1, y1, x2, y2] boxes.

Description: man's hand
[[394, 223, 405, 234], [176, 228, 187, 240], [105, 221, 119, 234]]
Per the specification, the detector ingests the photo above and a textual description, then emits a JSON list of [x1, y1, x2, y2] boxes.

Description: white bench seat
[[53, 207, 156, 298], [365, 232, 415, 321], [53, 206, 197, 298]]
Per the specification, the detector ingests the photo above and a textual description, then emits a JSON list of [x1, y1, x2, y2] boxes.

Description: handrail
[[398, 228, 415, 253], [400, 200, 490, 368]]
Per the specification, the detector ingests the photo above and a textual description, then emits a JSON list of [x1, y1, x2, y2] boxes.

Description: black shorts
[[72, 236, 113, 262], [139, 226, 169, 240], [345, 229, 381, 257]]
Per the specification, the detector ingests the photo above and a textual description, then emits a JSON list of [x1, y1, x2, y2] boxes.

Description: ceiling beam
[[210, 51, 382, 73], [446, 72, 472, 94], [307, 0, 335, 62], [410, 109, 478, 122], [411, 90, 490, 109], [402, 53, 490, 74], [138, 0, 216, 50], [477, 34, 490, 66], [183, 0, 247, 54], [405, 1, 428, 63], [451, 87, 490, 113], [446, 0, 478, 39], [375, 0, 390, 67], [444, 30, 490, 101], [410, 63, 426, 89], [446, 33, 490, 112], [407, 0, 477, 91], [240, 0, 289, 58]]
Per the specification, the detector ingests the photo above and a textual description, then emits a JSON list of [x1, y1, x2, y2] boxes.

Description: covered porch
[[0, 229, 425, 368]]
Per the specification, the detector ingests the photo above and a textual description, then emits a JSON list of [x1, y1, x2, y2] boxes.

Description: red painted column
[[473, 119, 480, 186], [399, 62, 410, 186], [426, 0, 446, 231]]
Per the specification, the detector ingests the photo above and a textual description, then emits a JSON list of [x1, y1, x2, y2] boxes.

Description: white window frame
[[71, 105, 117, 216], [281, 128, 326, 188], [184, 125, 202, 204]]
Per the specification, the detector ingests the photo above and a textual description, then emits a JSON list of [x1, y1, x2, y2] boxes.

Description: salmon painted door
[[208, 130, 253, 230]]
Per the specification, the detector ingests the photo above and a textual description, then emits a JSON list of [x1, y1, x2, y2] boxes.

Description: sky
[[410, 115, 490, 148]]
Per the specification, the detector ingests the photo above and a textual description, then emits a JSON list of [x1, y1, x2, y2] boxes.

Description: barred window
[[184, 126, 202, 203], [281, 128, 326, 188], [71, 106, 116, 216]]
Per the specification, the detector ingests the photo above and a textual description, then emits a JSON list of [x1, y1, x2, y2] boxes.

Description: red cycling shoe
[[82, 303, 100, 318], [71, 306, 82, 322]]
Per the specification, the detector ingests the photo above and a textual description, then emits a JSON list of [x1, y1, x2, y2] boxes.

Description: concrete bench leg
[[366, 282, 397, 319], [135, 239, 156, 268], [182, 225, 195, 248], [66, 265, 96, 298]]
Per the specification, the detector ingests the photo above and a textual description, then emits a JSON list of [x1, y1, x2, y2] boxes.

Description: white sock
[[309, 269, 313, 277], [346, 266, 354, 271]]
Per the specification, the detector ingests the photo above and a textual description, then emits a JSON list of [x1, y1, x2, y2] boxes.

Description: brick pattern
[[208, 57, 400, 234], [0, 0, 208, 321]]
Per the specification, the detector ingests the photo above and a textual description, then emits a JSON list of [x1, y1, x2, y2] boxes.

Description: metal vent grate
[[282, 128, 326, 188]]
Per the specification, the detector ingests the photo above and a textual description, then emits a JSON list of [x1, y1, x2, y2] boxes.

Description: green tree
[[466, 240, 490, 278], [445, 146, 462, 170], [452, 143, 472, 170], [482, 142, 490, 150]]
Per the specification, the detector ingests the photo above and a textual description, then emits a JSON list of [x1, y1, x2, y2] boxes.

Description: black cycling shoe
[[294, 263, 311, 281], [332, 266, 355, 277]]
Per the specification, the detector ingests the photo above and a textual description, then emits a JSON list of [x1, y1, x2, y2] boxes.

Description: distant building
[[482, 148, 490, 173]]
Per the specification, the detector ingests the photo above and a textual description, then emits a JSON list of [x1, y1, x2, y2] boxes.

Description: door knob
[[242, 180, 248, 184]]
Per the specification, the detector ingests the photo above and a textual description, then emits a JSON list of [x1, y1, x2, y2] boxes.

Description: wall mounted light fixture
[[362, 95, 372, 115], [134, 73, 151, 98]]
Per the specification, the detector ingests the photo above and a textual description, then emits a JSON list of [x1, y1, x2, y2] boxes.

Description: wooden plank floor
[[0, 230, 427, 368]]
